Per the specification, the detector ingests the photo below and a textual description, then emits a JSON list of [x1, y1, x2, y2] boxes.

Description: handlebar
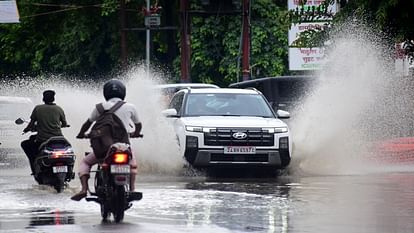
[[77, 133, 143, 139], [22, 124, 70, 134]]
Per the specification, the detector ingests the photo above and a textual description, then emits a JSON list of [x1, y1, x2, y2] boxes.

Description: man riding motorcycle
[[71, 79, 142, 201], [21, 90, 69, 174]]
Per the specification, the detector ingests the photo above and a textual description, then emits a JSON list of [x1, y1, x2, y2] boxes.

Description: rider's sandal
[[70, 192, 87, 201]]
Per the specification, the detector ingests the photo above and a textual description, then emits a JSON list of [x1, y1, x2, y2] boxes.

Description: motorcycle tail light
[[113, 153, 129, 164], [51, 151, 65, 158]]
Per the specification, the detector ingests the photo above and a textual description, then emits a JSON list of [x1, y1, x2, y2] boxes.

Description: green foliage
[[101, 0, 119, 16], [174, 0, 289, 87], [0, 0, 289, 83], [0, 0, 123, 77]]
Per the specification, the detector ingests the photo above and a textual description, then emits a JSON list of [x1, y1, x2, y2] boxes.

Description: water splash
[[288, 23, 412, 176], [0, 66, 184, 175]]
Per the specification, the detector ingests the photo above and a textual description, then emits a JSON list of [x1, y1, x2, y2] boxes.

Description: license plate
[[111, 165, 130, 174], [224, 146, 256, 154], [52, 166, 68, 173]]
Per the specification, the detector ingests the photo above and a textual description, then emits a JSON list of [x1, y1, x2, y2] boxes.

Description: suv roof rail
[[245, 87, 258, 92], [180, 86, 192, 93], [245, 87, 264, 95]]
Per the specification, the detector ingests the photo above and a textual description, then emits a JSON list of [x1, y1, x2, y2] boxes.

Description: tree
[[175, 0, 290, 87], [0, 0, 122, 77], [289, 0, 414, 59], [0, 0, 172, 79], [0, 0, 291, 84]]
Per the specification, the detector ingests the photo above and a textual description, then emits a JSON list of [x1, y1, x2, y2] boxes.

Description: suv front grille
[[210, 153, 269, 162], [204, 128, 274, 146]]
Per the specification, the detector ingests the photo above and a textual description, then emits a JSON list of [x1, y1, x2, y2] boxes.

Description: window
[[185, 93, 274, 117], [169, 92, 185, 113]]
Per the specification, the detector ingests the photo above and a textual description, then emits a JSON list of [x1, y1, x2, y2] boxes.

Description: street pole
[[180, 0, 190, 83], [241, 0, 250, 81], [146, 0, 150, 76], [120, 0, 127, 68]]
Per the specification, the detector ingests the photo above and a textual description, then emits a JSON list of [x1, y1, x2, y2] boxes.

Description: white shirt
[[89, 98, 140, 133]]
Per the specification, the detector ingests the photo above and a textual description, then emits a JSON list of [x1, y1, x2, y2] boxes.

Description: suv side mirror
[[276, 110, 290, 119], [162, 109, 179, 118]]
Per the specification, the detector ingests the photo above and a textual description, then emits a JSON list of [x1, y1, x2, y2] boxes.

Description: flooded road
[[2, 165, 414, 233]]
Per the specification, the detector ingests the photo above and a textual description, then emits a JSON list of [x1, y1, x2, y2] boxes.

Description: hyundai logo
[[232, 132, 247, 140]]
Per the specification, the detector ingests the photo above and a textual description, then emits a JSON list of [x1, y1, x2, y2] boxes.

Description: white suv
[[162, 88, 292, 170], [0, 96, 33, 166]]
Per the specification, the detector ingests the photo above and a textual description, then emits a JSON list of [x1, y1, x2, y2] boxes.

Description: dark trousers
[[21, 135, 41, 174]]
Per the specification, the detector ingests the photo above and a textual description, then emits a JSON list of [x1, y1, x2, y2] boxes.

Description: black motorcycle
[[15, 118, 76, 193], [85, 141, 143, 223]]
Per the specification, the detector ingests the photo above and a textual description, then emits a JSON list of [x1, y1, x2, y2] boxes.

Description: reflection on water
[[4, 170, 414, 232], [130, 173, 414, 233], [184, 178, 292, 233], [286, 174, 414, 233], [134, 177, 292, 233], [27, 209, 75, 227], [187, 177, 291, 196]]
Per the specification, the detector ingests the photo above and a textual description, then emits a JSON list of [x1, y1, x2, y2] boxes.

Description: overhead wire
[[17, 2, 140, 19]]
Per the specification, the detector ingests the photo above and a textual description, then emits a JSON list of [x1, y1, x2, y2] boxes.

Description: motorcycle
[[15, 118, 76, 193], [84, 138, 143, 223]]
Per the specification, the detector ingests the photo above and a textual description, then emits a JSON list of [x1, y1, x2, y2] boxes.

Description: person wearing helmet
[[71, 79, 142, 201], [21, 90, 68, 174]]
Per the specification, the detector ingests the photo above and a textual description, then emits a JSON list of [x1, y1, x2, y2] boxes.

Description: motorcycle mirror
[[15, 118, 24, 125]]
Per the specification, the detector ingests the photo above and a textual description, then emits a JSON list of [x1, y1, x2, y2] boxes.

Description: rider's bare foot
[[71, 191, 87, 201]]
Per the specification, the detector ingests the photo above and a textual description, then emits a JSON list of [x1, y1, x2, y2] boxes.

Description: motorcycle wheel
[[34, 175, 44, 185], [113, 185, 126, 223], [100, 203, 110, 221], [54, 173, 66, 193], [96, 172, 109, 221]]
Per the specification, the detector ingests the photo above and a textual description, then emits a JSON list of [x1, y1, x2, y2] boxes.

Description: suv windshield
[[184, 93, 274, 117]]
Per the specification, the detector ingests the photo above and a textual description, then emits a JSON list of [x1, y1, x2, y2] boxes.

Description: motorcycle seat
[[38, 136, 72, 150]]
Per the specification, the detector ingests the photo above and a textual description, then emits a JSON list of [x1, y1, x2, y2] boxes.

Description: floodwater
[[2, 24, 414, 232], [2, 167, 414, 233]]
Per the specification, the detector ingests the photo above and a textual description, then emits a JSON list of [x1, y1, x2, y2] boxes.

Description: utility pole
[[146, 0, 150, 74], [120, 0, 127, 68], [180, 0, 191, 83], [241, 0, 250, 81]]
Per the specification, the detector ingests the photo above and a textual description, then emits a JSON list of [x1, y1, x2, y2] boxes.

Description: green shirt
[[30, 103, 67, 142]]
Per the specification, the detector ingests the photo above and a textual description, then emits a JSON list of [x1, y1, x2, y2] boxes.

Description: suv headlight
[[186, 126, 203, 132], [263, 127, 288, 133], [186, 126, 215, 133]]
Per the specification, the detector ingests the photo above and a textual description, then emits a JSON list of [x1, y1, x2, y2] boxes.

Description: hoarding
[[0, 0, 19, 23], [288, 22, 327, 70], [287, 0, 337, 71]]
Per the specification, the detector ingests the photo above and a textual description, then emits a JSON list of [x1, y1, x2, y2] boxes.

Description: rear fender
[[113, 174, 130, 186], [56, 172, 66, 182]]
